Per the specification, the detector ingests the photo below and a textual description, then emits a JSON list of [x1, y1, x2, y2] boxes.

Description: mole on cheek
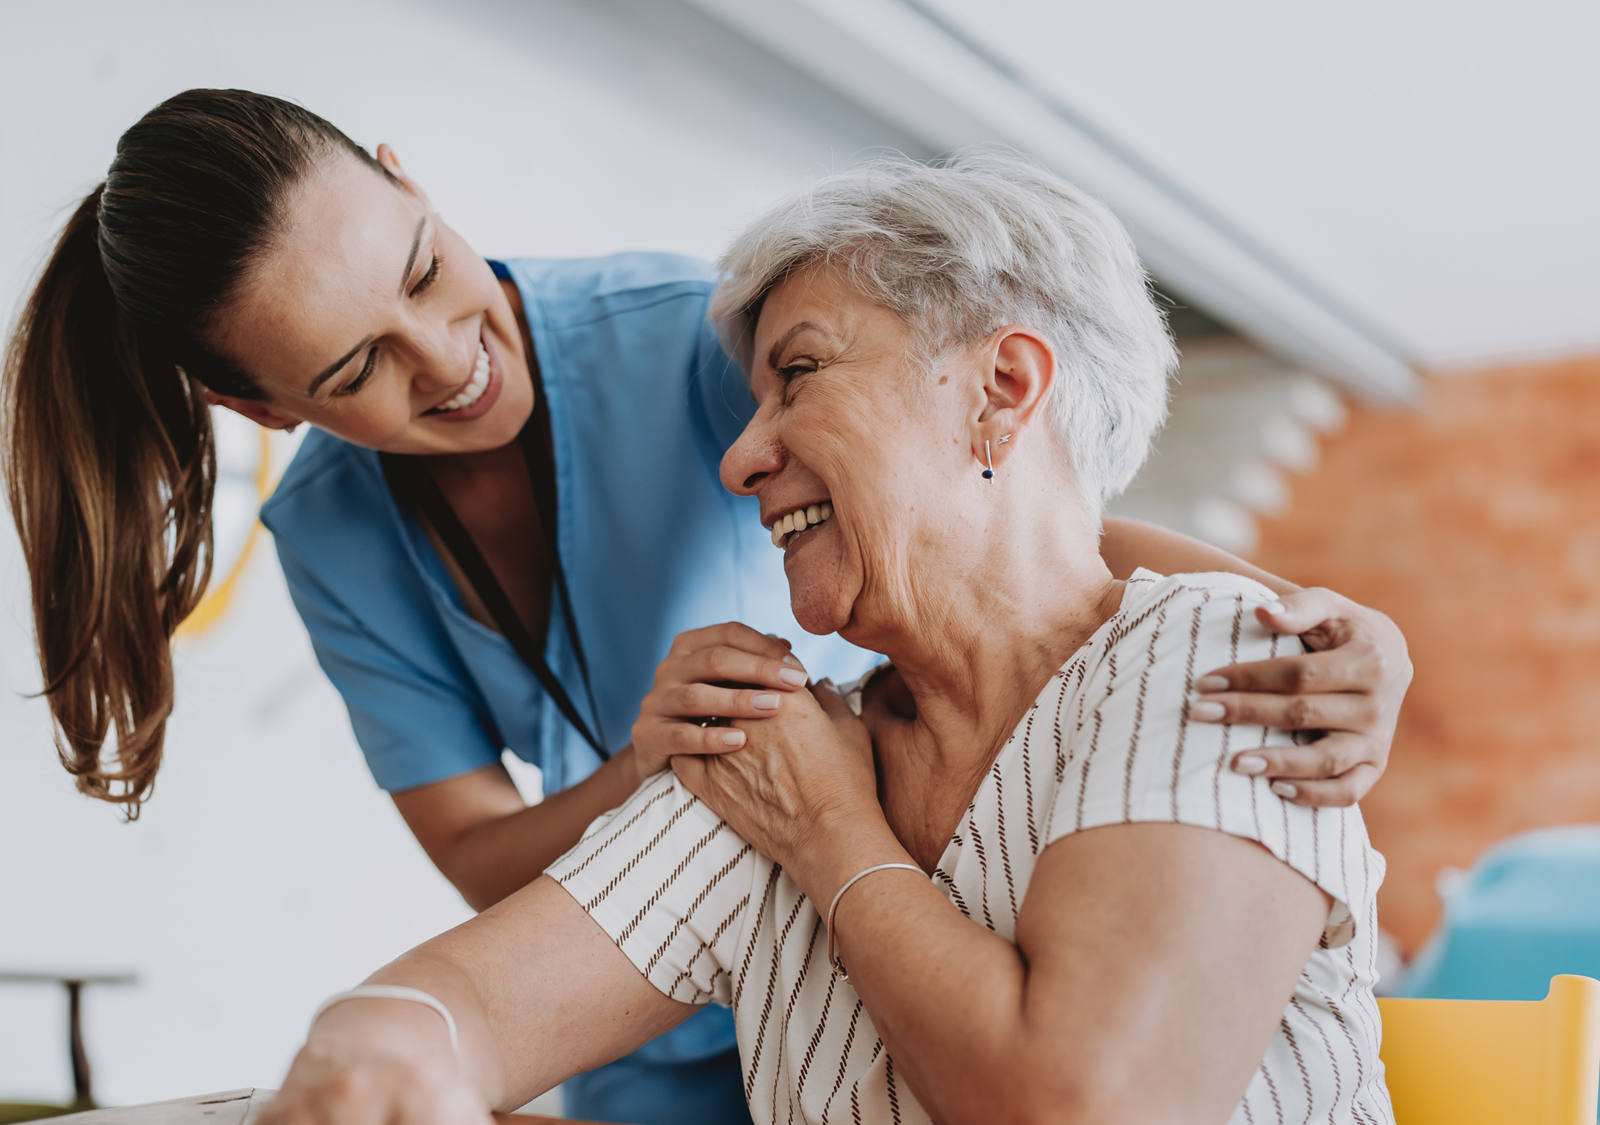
[[937, 375, 949, 386]]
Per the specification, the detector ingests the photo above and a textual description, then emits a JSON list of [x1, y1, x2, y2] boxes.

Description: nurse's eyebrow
[[396, 215, 426, 298], [305, 216, 427, 396]]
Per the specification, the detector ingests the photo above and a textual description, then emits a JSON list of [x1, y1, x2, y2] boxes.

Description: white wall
[[920, 0, 1600, 370], [0, 0, 914, 1107]]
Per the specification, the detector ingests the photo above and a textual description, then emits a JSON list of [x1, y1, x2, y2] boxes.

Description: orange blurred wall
[[1251, 354, 1600, 954]]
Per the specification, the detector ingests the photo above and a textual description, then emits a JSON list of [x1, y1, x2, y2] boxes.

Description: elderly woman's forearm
[[1100, 516, 1300, 596]]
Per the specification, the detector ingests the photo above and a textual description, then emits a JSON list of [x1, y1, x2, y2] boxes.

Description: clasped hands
[[630, 586, 1412, 864], [631, 622, 878, 864]]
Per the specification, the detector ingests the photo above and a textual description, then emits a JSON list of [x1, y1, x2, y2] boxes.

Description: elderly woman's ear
[[971, 325, 1057, 469]]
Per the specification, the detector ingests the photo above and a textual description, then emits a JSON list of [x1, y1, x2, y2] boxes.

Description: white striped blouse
[[548, 569, 1395, 1124]]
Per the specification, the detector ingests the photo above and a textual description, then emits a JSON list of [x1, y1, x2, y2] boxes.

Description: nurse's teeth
[[431, 344, 491, 413]]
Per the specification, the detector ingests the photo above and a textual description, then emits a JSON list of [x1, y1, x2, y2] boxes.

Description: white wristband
[[311, 985, 460, 1055]]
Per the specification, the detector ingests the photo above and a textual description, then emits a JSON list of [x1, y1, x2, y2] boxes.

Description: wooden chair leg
[[67, 980, 94, 1108]]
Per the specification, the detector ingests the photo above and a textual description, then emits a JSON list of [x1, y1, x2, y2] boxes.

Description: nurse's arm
[[1099, 516, 1297, 594], [262, 875, 690, 1124], [1098, 515, 1411, 809], [393, 747, 653, 912]]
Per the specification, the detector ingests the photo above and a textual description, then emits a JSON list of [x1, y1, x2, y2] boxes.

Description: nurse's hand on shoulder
[[1192, 587, 1413, 808], [631, 621, 813, 781]]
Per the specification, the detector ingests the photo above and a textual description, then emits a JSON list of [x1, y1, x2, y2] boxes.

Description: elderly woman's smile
[[766, 500, 834, 549]]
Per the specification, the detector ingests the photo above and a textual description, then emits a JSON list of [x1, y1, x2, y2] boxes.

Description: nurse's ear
[[376, 143, 433, 210], [203, 390, 302, 432]]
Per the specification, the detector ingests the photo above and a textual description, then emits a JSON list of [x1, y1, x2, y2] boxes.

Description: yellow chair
[[1378, 973, 1600, 1124]]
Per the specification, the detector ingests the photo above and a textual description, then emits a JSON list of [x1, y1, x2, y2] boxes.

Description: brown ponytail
[[1, 89, 390, 817], [3, 187, 215, 816]]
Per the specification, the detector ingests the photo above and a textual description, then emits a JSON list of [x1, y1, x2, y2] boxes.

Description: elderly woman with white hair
[[264, 154, 1395, 1125]]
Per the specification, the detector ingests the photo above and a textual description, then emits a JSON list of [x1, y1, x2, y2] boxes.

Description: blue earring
[[982, 434, 1011, 480]]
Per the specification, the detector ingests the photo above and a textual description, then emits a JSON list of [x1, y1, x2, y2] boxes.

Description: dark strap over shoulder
[[381, 394, 609, 760]]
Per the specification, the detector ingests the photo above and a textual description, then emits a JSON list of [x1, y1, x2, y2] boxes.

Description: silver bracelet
[[311, 985, 460, 1055], [825, 862, 925, 979]]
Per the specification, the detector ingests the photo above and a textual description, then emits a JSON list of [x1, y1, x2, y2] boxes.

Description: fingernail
[[1233, 754, 1268, 775], [1261, 601, 1286, 617], [778, 668, 808, 687], [753, 693, 781, 710], [1271, 781, 1298, 799], [1189, 700, 1225, 722], [782, 652, 805, 669], [1192, 675, 1229, 693], [721, 730, 745, 746]]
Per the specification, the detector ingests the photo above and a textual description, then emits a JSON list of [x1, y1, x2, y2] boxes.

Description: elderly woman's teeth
[[430, 343, 491, 413], [771, 501, 834, 548]]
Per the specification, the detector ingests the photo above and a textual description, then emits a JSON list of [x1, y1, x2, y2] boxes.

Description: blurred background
[[1, 0, 1596, 1112]]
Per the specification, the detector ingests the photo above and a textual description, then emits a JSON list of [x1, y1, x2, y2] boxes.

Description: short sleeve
[[547, 772, 760, 1006], [274, 538, 503, 792], [1045, 575, 1368, 948]]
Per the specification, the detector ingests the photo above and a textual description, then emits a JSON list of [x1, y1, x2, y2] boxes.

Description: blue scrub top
[[260, 253, 876, 1074]]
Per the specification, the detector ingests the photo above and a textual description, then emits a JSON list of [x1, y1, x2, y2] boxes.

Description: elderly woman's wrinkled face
[[721, 267, 977, 637]]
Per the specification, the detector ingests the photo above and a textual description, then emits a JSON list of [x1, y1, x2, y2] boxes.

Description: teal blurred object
[[1396, 826, 1600, 1001]]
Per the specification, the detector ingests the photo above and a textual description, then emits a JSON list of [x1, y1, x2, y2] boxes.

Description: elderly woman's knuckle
[[320, 1069, 369, 1106]]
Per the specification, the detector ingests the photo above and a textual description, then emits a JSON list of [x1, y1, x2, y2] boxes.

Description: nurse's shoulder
[[259, 428, 411, 602], [502, 250, 720, 323]]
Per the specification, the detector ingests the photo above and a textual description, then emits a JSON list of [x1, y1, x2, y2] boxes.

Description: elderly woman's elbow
[[987, 1045, 1157, 1125]]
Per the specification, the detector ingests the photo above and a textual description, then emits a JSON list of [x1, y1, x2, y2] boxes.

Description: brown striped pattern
[[548, 570, 1394, 1123]]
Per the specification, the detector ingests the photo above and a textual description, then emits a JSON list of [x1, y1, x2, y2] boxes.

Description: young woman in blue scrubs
[[3, 90, 1412, 1124]]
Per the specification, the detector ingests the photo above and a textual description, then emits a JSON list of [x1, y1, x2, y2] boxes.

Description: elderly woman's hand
[[630, 622, 813, 783], [671, 678, 880, 868], [1191, 587, 1412, 808], [259, 1036, 491, 1125]]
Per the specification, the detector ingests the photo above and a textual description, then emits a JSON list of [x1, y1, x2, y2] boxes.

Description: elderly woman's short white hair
[[712, 151, 1176, 512]]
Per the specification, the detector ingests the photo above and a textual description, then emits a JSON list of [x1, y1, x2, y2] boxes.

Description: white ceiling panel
[[916, 0, 1600, 369]]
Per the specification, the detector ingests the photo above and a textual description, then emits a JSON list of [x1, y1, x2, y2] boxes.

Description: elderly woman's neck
[[861, 508, 1124, 772]]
